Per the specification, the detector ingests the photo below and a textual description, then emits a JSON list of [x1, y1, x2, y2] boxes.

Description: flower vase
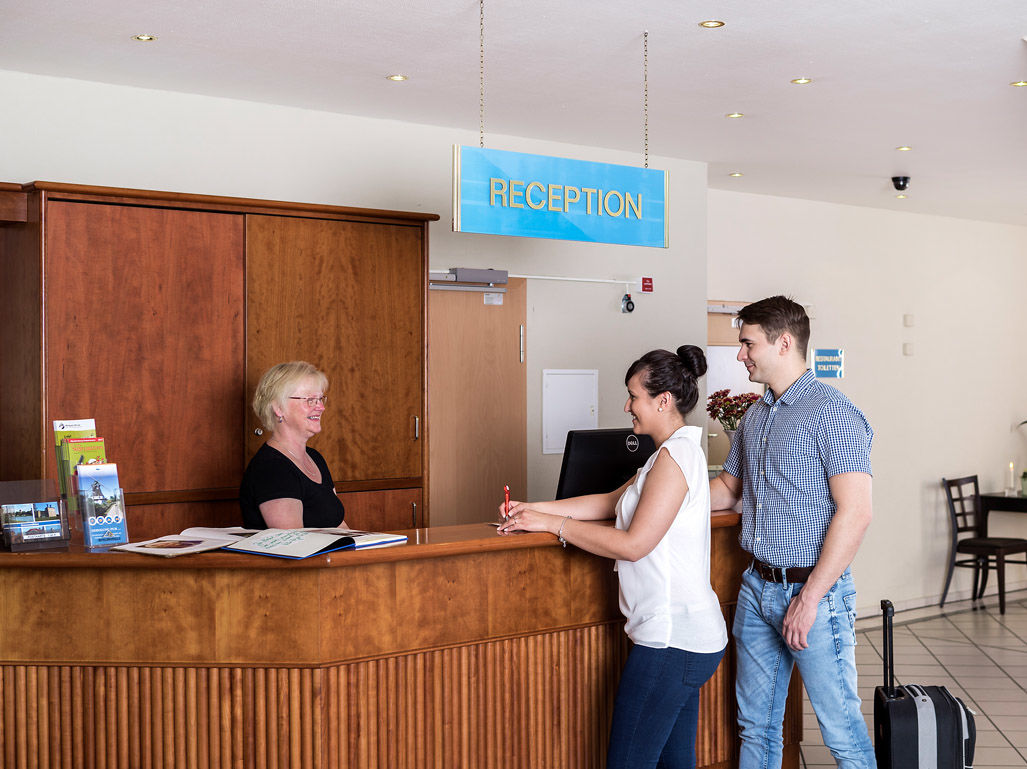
[[724, 429, 737, 446]]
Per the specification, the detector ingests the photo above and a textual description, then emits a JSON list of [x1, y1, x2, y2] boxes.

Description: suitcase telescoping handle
[[881, 598, 896, 697]]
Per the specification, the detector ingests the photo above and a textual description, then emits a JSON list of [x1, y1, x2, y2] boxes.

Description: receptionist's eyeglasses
[[289, 395, 327, 408]]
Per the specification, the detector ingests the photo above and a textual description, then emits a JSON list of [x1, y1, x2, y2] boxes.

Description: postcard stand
[[79, 488, 129, 549], [0, 479, 71, 552]]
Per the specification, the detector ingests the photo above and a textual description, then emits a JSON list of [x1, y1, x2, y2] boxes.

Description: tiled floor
[[800, 591, 1027, 768]]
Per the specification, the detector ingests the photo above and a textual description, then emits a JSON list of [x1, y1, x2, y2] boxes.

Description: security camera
[[891, 176, 910, 191], [621, 293, 635, 314]]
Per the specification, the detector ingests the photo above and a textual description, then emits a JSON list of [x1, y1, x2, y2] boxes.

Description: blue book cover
[[77, 463, 128, 547]]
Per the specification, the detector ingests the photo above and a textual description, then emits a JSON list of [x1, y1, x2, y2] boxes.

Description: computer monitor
[[555, 428, 656, 500]]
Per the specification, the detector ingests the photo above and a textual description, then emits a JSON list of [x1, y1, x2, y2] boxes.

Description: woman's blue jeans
[[606, 643, 726, 769], [733, 568, 875, 769]]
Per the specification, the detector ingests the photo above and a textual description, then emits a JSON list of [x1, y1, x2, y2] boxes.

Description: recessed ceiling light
[[895, 194, 908, 199], [1011, 80, 1027, 87], [896, 146, 912, 152], [725, 112, 744, 119], [790, 77, 812, 85], [699, 20, 725, 28], [728, 171, 744, 177], [386, 74, 408, 82], [131, 34, 157, 42]]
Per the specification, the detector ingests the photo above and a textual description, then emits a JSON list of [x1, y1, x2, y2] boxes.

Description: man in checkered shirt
[[710, 296, 875, 769]]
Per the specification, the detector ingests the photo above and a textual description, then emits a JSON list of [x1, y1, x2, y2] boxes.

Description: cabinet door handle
[[413, 416, 420, 440], [411, 501, 417, 528]]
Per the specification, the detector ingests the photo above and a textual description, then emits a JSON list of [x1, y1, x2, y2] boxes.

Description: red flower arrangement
[[706, 389, 761, 432]]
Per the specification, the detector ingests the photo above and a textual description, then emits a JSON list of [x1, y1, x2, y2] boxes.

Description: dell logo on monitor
[[625, 435, 640, 452]]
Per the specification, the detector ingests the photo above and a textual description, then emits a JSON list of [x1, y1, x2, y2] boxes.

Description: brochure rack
[[78, 488, 129, 548]]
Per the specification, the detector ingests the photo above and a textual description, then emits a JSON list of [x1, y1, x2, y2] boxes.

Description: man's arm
[[781, 471, 872, 651], [710, 470, 742, 512]]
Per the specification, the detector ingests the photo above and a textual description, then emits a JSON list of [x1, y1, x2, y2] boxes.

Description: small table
[[980, 491, 1027, 528]]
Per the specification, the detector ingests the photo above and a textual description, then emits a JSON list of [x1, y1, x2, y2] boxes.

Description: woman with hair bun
[[498, 345, 726, 769]]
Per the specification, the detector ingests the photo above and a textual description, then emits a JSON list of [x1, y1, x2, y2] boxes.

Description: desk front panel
[[0, 519, 798, 769]]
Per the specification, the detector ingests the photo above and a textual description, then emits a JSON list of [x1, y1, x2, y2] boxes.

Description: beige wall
[[0, 69, 708, 511], [708, 188, 1027, 613]]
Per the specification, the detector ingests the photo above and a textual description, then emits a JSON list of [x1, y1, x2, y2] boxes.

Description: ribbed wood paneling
[[0, 622, 750, 769], [2, 664, 325, 769], [326, 626, 632, 769]]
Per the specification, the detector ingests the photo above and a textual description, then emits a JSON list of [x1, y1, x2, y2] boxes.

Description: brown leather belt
[[751, 559, 812, 584]]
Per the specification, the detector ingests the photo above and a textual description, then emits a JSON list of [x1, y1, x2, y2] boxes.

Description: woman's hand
[[497, 502, 557, 535], [497, 498, 518, 519]]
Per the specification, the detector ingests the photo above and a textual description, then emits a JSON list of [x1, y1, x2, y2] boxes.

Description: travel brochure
[[52, 419, 96, 498], [114, 527, 408, 559], [77, 462, 128, 548]]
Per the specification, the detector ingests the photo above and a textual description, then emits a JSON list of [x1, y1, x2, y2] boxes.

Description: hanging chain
[[643, 30, 649, 169], [479, 0, 486, 148]]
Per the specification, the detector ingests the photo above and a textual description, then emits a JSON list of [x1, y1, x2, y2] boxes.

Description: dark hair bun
[[624, 345, 706, 418], [676, 344, 707, 379]]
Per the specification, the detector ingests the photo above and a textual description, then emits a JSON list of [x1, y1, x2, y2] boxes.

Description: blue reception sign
[[813, 349, 844, 378], [453, 145, 668, 247]]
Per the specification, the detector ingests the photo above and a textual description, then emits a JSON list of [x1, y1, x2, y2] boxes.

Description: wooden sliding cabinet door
[[44, 201, 245, 494], [245, 215, 425, 486]]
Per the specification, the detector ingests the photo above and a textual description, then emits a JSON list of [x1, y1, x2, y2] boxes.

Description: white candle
[[1009, 461, 1016, 490]]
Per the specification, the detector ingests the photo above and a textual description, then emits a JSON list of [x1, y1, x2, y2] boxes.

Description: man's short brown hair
[[736, 296, 810, 358]]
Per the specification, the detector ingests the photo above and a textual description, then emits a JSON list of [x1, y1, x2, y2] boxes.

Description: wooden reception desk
[[0, 514, 800, 769]]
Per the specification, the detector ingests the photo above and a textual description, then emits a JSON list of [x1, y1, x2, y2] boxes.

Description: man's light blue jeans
[[733, 567, 875, 769]]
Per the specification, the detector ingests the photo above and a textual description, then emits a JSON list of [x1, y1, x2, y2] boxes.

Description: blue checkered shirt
[[722, 369, 873, 568]]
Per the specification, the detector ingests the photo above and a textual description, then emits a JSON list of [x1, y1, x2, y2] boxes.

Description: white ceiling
[[3, 0, 1027, 225]]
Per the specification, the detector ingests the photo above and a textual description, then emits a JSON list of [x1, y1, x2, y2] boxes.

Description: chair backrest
[[942, 475, 983, 537]]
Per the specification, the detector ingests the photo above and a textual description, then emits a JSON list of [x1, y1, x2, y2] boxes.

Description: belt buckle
[[770, 565, 785, 583]]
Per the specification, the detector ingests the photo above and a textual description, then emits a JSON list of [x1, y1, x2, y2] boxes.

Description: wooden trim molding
[[0, 190, 27, 222], [26, 182, 440, 223]]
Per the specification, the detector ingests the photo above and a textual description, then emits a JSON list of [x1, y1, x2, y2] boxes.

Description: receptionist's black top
[[239, 444, 345, 529]]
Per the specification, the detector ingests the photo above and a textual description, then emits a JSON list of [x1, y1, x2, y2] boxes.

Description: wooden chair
[[941, 475, 1027, 614]]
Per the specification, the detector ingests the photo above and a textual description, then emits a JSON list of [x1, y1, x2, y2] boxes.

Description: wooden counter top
[[0, 511, 742, 570]]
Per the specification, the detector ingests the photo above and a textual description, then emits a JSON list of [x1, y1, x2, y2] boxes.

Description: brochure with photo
[[112, 527, 259, 557]]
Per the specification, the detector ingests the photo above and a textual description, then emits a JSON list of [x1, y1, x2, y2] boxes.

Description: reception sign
[[453, 145, 668, 247]]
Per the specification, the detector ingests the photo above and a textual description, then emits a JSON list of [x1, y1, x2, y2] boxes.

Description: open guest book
[[222, 528, 408, 559], [114, 527, 408, 558]]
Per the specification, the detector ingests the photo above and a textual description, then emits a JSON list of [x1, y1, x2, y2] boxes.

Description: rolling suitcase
[[874, 599, 976, 769]]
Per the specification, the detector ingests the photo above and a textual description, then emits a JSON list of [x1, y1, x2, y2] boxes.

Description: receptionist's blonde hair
[[252, 361, 329, 433]]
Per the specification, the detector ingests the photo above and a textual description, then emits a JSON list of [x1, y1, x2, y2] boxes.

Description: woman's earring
[[658, 407, 664, 412], [277, 415, 284, 423]]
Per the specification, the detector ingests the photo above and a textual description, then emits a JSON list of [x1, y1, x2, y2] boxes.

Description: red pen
[[504, 485, 510, 517]]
